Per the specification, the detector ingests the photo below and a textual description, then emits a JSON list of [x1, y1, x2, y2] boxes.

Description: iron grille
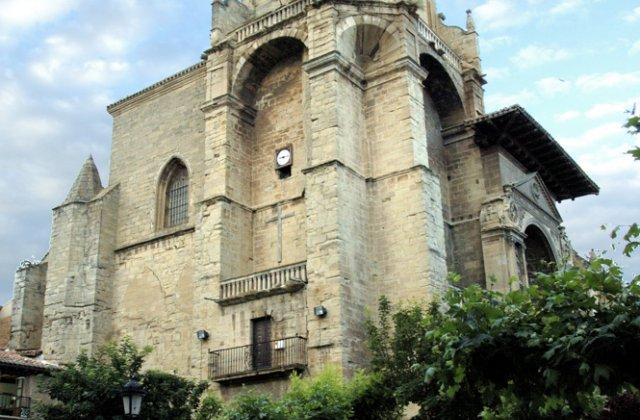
[[0, 393, 30, 418], [165, 168, 189, 228], [209, 336, 307, 381]]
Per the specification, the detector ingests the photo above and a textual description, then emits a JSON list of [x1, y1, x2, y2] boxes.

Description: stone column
[[480, 195, 525, 291]]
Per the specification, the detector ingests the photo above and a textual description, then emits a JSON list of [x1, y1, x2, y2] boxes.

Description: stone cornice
[[364, 56, 428, 88], [200, 194, 305, 215], [114, 225, 196, 255], [302, 159, 437, 184], [201, 94, 257, 123], [303, 52, 365, 88], [107, 62, 206, 115]]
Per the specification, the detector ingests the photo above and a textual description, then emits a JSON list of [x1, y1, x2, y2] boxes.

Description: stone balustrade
[[233, 0, 313, 43], [230, 0, 464, 74], [217, 262, 308, 305], [415, 18, 463, 72]]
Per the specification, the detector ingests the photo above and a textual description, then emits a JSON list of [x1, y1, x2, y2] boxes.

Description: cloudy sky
[[0, 0, 638, 304]]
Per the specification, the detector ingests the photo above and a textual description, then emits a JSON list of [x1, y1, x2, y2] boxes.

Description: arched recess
[[156, 158, 190, 230], [524, 225, 556, 279], [336, 16, 403, 74], [419, 53, 465, 128], [230, 36, 309, 274], [232, 34, 308, 106]]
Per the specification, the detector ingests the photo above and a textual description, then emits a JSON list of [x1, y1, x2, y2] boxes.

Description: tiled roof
[[0, 351, 57, 373]]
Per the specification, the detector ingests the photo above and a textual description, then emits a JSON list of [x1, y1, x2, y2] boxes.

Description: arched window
[[158, 160, 189, 229]]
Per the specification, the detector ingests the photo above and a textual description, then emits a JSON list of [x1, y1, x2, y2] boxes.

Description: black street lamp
[[122, 377, 146, 418]]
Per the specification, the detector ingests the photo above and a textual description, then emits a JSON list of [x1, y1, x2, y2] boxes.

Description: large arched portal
[[524, 225, 556, 279]]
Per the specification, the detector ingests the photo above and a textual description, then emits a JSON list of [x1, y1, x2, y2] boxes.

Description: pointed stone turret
[[64, 156, 103, 204], [466, 9, 476, 32]]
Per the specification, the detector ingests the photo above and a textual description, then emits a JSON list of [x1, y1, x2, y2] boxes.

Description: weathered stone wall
[[112, 232, 196, 376], [251, 54, 307, 272], [108, 66, 206, 246], [425, 91, 450, 218], [41, 185, 119, 363], [10, 264, 47, 350], [445, 135, 486, 283], [9, 0, 521, 392]]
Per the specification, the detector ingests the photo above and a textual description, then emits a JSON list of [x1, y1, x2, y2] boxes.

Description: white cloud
[[624, 6, 640, 23], [550, 0, 583, 15], [558, 121, 628, 149], [556, 110, 581, 122], [631, 39, 640, 55], [584, 99, 637, 119], [480, 36, 513, 53], [0, 0, 77, 28], [485, 66, 511, 81], [575, 71, 640, 91], [536, 77, 571, 95], [474, 0, 533, 31], [511, 45, 571, 68], [485, 89, 535, 110]]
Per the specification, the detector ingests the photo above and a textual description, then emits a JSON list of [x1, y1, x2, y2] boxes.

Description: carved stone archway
[[524, 225, 556, 279]]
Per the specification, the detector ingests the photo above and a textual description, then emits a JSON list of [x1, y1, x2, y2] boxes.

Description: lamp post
[[122, 377, 146, 418]]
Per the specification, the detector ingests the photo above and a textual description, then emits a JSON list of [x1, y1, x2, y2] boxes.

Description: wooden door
[[252, 317, 272, 370]]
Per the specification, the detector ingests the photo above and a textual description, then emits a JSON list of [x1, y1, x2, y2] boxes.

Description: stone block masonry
[[8, 0, 598, 400]]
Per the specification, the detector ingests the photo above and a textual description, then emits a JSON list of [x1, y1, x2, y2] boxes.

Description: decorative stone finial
[[466, 9, 476, 32], [64, 155, 103, 204]]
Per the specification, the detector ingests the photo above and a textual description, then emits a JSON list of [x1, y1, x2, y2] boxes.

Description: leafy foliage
[[140, 370, 208, 420], [221, 392, 285, 420], [35, 338, 207, 420], [195, 392, 224, 420], [282, 367, 353, 419], [207, 367, 400, 420], [349, 371, 402, 420], [367, 259, 640, 419]]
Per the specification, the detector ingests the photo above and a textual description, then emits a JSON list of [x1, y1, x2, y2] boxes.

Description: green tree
[[140, 370, 208, 420], [367, 260, 640, 419], [220, 392, 285, 420], [195, 392, 224, 420], [282, 367, 353, 420], [35, 338, 207, 420]]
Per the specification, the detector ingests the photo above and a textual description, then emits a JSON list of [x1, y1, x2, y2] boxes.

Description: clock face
[[276, 148, 292, 167]]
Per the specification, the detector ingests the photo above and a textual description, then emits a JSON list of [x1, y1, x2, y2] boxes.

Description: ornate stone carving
[[531, 181, 542, 202], [481, 194, 523, 232]]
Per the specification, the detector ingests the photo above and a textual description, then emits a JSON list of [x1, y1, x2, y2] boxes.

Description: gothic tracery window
[[159, 160, 189, 229]]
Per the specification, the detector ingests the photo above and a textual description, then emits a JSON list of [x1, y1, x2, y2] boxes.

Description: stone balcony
[[216, 262, 308, 306]]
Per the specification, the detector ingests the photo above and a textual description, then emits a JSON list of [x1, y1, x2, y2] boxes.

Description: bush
[[349, 371, 402, 420], [35, 338, 207, 420], [367, 258, 640, 418], [140, 370, 208, 420], [196, 392, 224, 420], [282, 367, 353, 419], [221, 392, 285, 420]]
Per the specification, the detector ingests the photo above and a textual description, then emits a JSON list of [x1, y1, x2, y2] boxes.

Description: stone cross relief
[[266, 203, 294, 263]]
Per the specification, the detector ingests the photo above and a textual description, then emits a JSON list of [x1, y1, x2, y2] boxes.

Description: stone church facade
[[9, 0, 598, 396]]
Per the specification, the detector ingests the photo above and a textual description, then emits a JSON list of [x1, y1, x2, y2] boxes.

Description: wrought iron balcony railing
[[209, 336, 307, 381], [217, 262, 308, 305], [0, 393, 31, 418]]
